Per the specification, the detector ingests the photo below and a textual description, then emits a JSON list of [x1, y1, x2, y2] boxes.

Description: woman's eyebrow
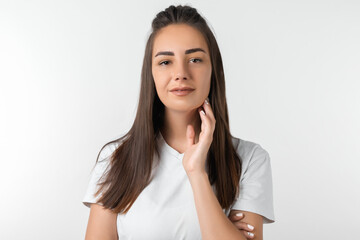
[[185, 48, 206, 54], [154, 48, 206, 57]]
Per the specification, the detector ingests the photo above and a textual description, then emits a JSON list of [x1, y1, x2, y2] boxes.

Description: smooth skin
[[85, 23, 261, 239]]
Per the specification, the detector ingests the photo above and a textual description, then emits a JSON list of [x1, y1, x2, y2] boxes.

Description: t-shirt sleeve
[[82, 145, 114, 208], [231, 143, 275, 223]]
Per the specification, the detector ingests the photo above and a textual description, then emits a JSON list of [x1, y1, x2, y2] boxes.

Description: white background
[[1, 0, 359, 239]]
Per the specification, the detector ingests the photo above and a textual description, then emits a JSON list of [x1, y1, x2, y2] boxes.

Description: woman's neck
[[160, 108, 201, 153]]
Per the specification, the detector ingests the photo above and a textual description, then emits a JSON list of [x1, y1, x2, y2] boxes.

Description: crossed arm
[[85, 202, 261, 240]]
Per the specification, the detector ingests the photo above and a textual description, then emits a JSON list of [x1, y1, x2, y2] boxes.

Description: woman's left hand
[[182, 98, 216, 174]]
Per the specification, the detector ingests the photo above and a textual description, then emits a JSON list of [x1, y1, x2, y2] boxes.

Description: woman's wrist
[[185, 167, 208, 181]]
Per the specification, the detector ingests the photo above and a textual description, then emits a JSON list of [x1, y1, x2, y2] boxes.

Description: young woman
[[83, 5, 275, 240]]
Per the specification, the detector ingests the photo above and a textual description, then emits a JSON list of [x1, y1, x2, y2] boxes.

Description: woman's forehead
[[152, 24, 209, 56]]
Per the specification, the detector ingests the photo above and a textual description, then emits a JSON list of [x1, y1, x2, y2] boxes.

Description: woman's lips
[[170, 89, 194, 96]]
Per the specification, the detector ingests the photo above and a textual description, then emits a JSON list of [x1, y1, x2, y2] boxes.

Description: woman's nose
[[173, 62, 188, 80]]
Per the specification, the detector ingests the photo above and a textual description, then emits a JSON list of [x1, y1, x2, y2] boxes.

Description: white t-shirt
[[83, 133, 275, 239]]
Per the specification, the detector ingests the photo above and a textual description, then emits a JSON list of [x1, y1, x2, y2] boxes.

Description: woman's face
[[152, 24, 212, 113]]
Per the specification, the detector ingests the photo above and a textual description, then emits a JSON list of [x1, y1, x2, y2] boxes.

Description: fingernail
[[204, 99, 209, 104], [235, 213, 243, 217], [200, 110, 205, 115], [247, 224, 254, 230], [248, 232, 254, 237]]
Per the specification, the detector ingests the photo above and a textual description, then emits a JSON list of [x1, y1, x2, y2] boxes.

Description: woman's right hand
[[228, 212, 255, 239]]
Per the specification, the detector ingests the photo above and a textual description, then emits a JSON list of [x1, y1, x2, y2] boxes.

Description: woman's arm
[[85, 203, 118, 240], [187, 171, 263, 240]]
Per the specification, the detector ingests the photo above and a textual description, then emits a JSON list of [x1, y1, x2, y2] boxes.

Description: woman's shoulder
[[230, 135, 271, 167]]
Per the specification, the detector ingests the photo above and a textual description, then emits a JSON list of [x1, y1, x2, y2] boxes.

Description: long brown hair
[[94, 4, 242, 214]]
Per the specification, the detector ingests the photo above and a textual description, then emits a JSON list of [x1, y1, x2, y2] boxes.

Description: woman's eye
[[190, 58, 202, 63], [159, 60, 170, 65]]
